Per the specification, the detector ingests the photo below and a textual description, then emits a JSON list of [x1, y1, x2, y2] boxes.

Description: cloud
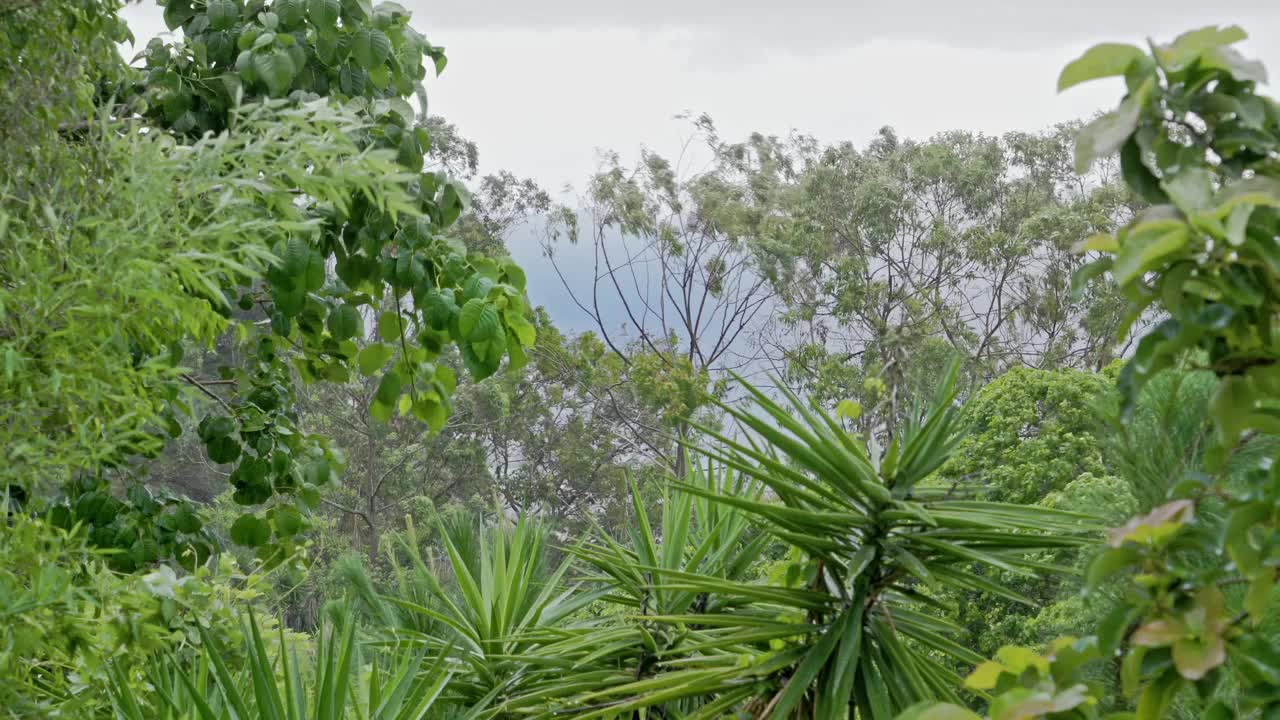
[[347, 0, 1280, 53], [119, 2, 1280, 193], [421, 30, 1109, 191]]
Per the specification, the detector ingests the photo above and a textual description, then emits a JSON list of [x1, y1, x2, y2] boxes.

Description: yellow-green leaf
[[1159, 25, 1248, 71], [1245, 572, 1274, 624], [1172, 636, 1225, 680], [964, 660, 1007, 690], [836, 399, 862, 421], [1073, 233, 1119, 254], [357, 343, 393, 376], [1112, 223, 1190, 285]]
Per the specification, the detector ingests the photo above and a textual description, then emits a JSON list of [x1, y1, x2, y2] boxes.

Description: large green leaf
[[308, 0, 340, 28], [1058, 43, 1145, 91], [1075, 93, 1144, 173], [254, 49, 297, 97], [230, 513, 271, 547]]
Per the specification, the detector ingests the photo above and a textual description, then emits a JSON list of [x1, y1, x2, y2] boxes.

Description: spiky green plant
[[550, 366, 1096, 720], [110, 611, 461, 720], [573, 461, 768, 618], [351, 510, 607, 713], [543, 461, 772, 716]]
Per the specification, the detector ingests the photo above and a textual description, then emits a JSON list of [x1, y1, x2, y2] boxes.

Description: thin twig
[[320, 497, 375, 530], [182, 373, 235, 414]]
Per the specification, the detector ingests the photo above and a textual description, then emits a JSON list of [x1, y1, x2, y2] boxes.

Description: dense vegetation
[[3, 2, 1279, 719]]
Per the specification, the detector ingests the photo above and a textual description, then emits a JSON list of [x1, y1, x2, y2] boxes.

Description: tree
[[2, 57, 427, 570], [546, 120, 780, 476], [551, 118, 1138, 436], [263, 112, 657, 558], [942, 366, 1111, 506], [711, 123, 1137, 422], [934, 368, 1136, 665], [419, 114, 556, 258], [56, 0, 540, 563], [293, 313, 667, 567], [435, 321, 669, 525]]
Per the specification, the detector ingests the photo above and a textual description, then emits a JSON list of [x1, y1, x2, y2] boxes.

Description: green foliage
[[280, 313, 667, 576], [1066, 31, 1280, 447], [280, 364, 1098, 720], [920, 24, 1280, 720], [545, 130, 778, 467], [141, 0, 444, 130], [1, 0, 132, 200], [1101, 367, 1280, 511], [347, 509, 606, 712], [910, 367, 1134, 664], [944, 367, 1111, 505], [111, 611, 460, 719], [572, 463, 767, 617], [947, 468, 1137, 660], [51, 479, 216, 573], [4, 0, 539, 568], [0, 1, 545, 714], [118, 0, 538, 536], [961, 639, 1102, 720], [564, 462, 771, 713], [0, 511, 138, 717], [25, 6, 1280, 720], [629, 347, 714, 429], [701, 122, 1137, 417], [1, 98, 372, 492], [0, 510, 282, 717]]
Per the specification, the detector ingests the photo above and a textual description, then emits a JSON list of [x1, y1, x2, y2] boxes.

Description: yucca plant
[[573, 460, 769, 618], [552, 365, 1097, 720], [353, 510, 608, 714], [534, 461, 773, 717], [110, 610, 460, 720]]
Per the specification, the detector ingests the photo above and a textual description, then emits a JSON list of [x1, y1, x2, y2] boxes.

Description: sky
[[121, 1, 1280, 195], [119, 1, 1280, 330]]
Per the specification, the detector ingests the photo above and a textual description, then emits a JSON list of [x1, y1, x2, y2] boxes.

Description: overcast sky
[[122, 1, 1280, 195]]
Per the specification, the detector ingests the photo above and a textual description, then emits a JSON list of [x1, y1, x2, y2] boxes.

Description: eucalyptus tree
[[675, 122, 1138, 425], [546, 119, 780, 477], [551, 115, 1137, 440], [297, 314, 665, 563]]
